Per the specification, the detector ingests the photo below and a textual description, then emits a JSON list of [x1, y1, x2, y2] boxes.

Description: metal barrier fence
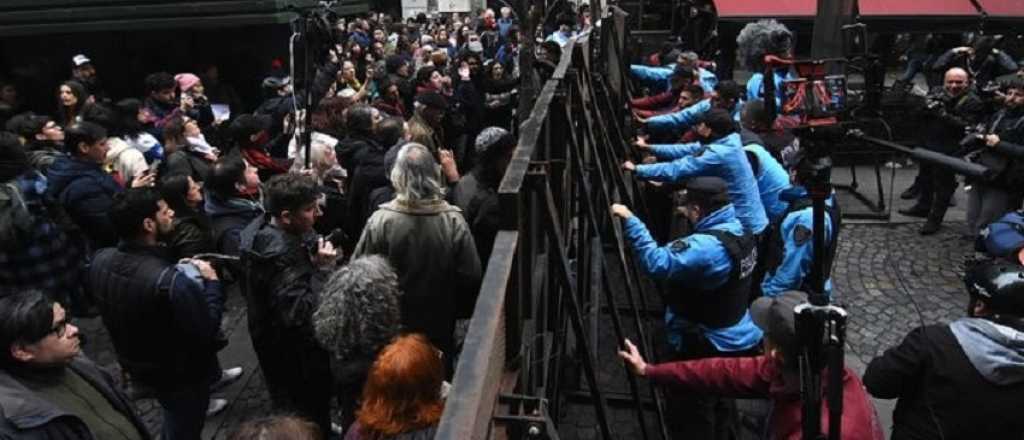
[[436, 8, 669, 439]]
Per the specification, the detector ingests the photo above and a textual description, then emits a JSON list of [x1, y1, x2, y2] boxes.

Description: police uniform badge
[[670, 239, 689, 252]]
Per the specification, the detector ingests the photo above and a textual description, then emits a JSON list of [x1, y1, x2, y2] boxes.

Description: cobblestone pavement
[[74, 221, 971, 439]]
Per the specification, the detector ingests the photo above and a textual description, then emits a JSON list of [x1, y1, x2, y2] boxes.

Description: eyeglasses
[[48, 317, 73, 339]]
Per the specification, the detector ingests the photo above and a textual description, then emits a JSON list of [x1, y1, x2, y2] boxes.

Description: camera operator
[[932, 36, 1018, 100], [863, 260, 1024, 439], [964, 79, 1024, 237], [899, 67, 984, 235]]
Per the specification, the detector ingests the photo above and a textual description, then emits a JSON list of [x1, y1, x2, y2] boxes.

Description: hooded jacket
[[204, 193, 263, 256], [864, 318, 1024, 439], [45, 155, 123, 250]]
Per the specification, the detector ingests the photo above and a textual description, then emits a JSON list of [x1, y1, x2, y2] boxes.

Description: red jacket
[[646, 355, 884, 440]]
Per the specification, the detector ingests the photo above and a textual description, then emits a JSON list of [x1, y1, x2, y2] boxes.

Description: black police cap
[[681, 176, 730, 205]]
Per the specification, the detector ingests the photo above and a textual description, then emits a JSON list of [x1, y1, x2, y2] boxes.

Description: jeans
[[155, 381, 210, 440]]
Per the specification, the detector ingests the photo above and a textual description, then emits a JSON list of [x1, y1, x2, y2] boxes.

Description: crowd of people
[[2, 2, 1024, 439], [614, 18, 1024, 440], [0, 6, 565, 439]]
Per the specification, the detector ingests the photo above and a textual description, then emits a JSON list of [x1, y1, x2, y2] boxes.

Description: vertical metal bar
[[537, 175, 616, 440], [562, 90, 651, 440], [574, 74, 670, 440]]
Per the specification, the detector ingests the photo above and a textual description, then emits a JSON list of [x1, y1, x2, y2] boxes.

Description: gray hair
[[736, 19, 794, 71], [313, 255, 403, 360], [289, 132, 339, 175], [390, 142, 445, 203]]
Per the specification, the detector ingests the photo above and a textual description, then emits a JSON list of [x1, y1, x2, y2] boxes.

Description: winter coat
[[864, 318, 1024, 439], [638, 133, 769, 234], [921, 89, 985, 154], [45, 155, 123, 250], [163, 148, 212, 183], [164, 208, 214, 259], [352, 199, 482, 356], [0, 355, 152, 440], [450, 169, 502, 266], [204, 193, 263, 257], [0, 171, 83, 300], [335, 134, 386, 236], [238, 214, 331, 406], [88, 242, 224, 389], [645, 355, 884, 440], [24, 141, 63, 173]]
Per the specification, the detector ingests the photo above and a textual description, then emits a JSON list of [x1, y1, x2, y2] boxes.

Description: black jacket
[[88, 242, 224, 389], [450, 168, 503, 266], [863, 318, 1024, 440], [921, 89, 985, 154], [204, 193, 263, 256], [165, 209, 214, 259], [163, 149, 212, 183], [238, 215, 331, 396], [0, 356, 151, 440]]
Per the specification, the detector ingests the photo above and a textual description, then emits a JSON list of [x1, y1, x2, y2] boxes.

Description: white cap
[[72, 54, 91, 67]]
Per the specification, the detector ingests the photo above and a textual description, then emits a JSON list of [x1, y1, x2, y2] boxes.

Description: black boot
[[900, 184, 920, 200], [919, 221, 941, 235], [898, 205, 930, 217]]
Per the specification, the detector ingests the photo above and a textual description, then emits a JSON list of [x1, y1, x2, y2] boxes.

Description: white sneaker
[[206, 398, 228, 416], [210, 367, 244, 392]]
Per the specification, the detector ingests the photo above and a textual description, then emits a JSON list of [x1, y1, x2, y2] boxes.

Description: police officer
[[761, 153, 840, 298], [612, 176, 762, 439], [627, 107, 769, 237], [863, 260, 1024, 439]]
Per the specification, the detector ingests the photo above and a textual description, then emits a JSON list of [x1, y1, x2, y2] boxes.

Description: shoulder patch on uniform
[[793, 225, 812, 245], [670, 239, 690, 252]]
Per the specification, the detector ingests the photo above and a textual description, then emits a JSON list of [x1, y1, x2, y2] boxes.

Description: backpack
[[979, 210, 1024, 257]]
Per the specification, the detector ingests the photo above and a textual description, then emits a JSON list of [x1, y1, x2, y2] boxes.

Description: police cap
[[681, 176, 730, 206]]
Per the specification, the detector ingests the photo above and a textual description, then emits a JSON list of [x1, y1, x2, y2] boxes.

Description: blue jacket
[[746, 69, 791, 107], [624, 205, 763, 352], [638, 133, 769, 234], [45, 155, 123, 250], [761, 187, 835, 297], [645, 98, 741, 136], [743, 143, 791, 222], [204, 193, 264, 256], [630, 65, 718, 95]]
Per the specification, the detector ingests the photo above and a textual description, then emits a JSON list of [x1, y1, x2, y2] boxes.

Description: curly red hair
[[356, 334, 444, 437]]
